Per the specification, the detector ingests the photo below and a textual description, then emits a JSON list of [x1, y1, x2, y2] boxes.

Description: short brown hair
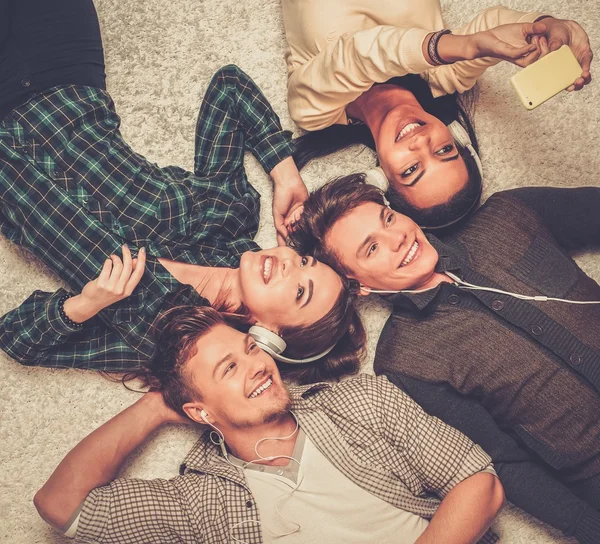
[[288, 174, 385, 276], [139, 306, 226, 416]]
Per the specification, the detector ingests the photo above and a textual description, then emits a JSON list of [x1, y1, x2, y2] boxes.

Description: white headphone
[[363, 121, 483, 193], [248, 325, 336, 365]]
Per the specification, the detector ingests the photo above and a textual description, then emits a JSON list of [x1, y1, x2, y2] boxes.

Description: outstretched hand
[[470, 22, 543, 67]]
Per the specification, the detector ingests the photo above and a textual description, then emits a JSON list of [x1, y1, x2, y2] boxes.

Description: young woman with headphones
[[281, 0, 592, 229], [0, 0, 365, 377]]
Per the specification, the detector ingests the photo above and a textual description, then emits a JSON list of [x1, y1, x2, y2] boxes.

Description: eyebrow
[[356, 207, 386, 257], [212, 353, 233, 379], [301, 279, 314, 308], [401, 154, 460, 187]]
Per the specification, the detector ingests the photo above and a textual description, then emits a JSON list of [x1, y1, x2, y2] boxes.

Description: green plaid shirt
[[0, 65, 295, 370]]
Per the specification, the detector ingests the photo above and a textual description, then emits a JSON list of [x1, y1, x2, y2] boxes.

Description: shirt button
[[277, 469, 284, 476], [531, 325, 543, 336], [570, 353, 582, 366], [20, 78, 31, 88], [491, 300, 504, 311], [246, 500, 253, 508], [447, 294, 460, 305], [259, 466, 265, 472]]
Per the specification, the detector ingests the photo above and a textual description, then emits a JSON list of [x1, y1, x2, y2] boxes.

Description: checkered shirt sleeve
[[0, 289, 144, 370], [194, 65, 295, 178]]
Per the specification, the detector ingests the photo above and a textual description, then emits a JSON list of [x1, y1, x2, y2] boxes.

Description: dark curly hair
[[293, 74, 482, 229]]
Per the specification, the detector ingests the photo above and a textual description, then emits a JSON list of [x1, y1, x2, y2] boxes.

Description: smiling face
[[239, 246, 343, 332], [184, 324, 291, 429], [375, 104, 469, 210], [324, 202, 440, 291]]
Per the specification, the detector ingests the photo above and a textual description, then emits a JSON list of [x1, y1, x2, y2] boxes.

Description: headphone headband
[[248, 325, 336, 365]]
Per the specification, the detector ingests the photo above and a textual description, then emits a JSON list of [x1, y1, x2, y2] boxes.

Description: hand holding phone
[[510, 45, 582, 110]]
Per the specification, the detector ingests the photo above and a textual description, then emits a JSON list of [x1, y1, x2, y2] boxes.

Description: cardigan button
[[491, 299, 504, 311], [20, 78, 31, 88], [531, 325, 543, 336], [569, 353, 582, 366], [447, 294, 460, 305]]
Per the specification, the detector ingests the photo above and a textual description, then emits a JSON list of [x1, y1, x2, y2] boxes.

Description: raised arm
[[425, 6, 543, 97], [502, 187, 600, 252], [0, 246, 146, 370], [34, 392, 188, 532], [194, 65, 295, 178], [387, 372, 600, 544], [194, 65, 306, 242], [286, 5, 545, 131]]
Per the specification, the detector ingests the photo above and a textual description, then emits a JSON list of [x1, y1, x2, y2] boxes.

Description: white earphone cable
[[203, 412, 304, 544]]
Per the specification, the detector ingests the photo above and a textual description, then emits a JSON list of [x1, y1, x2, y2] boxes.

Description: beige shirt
[[282, 0, 542, 130]]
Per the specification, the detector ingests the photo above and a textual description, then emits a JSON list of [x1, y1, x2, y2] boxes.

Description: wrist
[[438, 33, 477, 63], [270, 156, 301, 186], [63, 293, 102, 323]]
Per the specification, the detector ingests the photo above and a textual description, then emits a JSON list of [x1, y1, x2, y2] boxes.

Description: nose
[[281, 256, 294, 279], [383, 228, 406, 253], [248, 354, 268, 380], [408, 132, 431, 151]]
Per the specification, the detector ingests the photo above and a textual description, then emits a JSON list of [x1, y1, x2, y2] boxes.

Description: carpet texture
[[0, 0, 598, 542]]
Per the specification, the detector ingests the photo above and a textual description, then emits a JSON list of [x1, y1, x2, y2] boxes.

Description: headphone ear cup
[[447, 120, 472, 148], [248, 326, 287, 356], [363, 167, 389, 192]]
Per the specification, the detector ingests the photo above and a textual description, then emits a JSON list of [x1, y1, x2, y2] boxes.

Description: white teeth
[[397, 122, 421, 140], [249, 378, 273, 399], [263, 257, 273, 281], [401, 241, 419, 267]]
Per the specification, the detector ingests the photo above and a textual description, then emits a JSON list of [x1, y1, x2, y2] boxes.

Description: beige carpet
[[1, 0, 599, 542]]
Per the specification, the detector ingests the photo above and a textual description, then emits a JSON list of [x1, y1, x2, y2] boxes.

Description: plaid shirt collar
[[387, 235, 469, 311]]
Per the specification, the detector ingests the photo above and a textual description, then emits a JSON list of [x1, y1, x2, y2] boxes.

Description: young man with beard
[[289, 176, 600, 542], [34, 306, 503, 544]]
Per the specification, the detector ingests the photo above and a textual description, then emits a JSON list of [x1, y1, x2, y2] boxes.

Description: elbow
[[34, 489, 66, 532], [487, 475, 506, 518]]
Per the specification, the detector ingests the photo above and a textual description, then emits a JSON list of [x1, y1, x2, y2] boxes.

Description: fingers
[[98, 257, 114, 281], [276, 232, 287, 247], [580, 50, 593, 80], [539, 36, 550, 57], [115, 244, 133, 294], [125, 247, 146, 294]]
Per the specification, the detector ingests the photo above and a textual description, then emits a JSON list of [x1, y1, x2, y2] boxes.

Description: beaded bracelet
[[58, 294, 84, 330], [428, 29, 452, 66]]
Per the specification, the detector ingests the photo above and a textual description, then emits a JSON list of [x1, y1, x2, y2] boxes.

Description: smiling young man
[[33, 306, 504, 544], [289, 175, 600, 543]]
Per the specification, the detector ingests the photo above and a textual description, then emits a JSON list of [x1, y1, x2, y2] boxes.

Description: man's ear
[[358, 284, 372, 297], [183, 401, 208, 425], [349, 276, 372, 297]]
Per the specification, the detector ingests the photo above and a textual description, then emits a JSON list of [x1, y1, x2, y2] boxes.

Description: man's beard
[[262, 397, 292, 424]]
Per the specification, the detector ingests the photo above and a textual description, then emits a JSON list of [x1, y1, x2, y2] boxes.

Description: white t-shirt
[[232, 430, 429, 543]]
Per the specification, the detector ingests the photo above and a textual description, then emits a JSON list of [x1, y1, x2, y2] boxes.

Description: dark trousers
[[0, 0, 106, 119]]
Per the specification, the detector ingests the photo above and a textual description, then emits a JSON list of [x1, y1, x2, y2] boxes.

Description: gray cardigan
[[375, 187, 600, 544]]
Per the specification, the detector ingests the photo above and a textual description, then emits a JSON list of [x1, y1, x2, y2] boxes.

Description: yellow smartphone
[[510, 45, 582, 110]]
